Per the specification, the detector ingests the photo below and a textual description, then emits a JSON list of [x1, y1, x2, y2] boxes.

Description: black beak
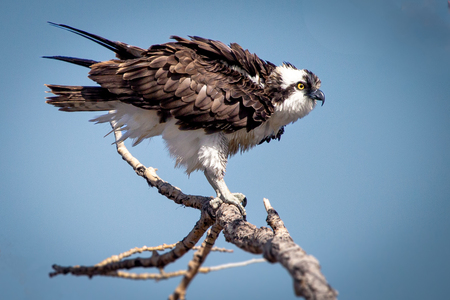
[[309, 89, 325, 106]]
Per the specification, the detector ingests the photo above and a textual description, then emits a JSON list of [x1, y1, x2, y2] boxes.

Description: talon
[[232, 193, 247, 207], [222, 193, 247, 216], [235, 202, 247, 217], [209, 193, 247, 216], [203, 169, 247, 217], [209, 197, 223, 209]]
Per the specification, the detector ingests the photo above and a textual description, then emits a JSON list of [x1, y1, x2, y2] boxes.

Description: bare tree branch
[[50, 211, 213, 278], [99, 258, 266, 281], [96, 243, 179, 267], [49, 121, 337, 300], [264, 199, 338, 299], [217, 202, 338, 299], [200, 258, 266, 273], [110, 120, 211, 212], [170, 222, 223, 300]]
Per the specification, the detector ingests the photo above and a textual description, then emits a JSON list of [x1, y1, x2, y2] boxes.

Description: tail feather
[[45, 84, 119, 112], [44, 23, 147, 112], [47, 22, 146, 59]]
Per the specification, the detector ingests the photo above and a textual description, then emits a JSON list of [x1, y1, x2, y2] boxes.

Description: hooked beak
[[309, 89, 325, 106]]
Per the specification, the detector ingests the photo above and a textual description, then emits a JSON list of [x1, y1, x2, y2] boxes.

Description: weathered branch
[[100, 258, 266, 281], [50, 210, 213, 278], [217, 202, 338, 299], [50, 121, 337, 300], [96, 244, 232, 268], [170, 222, 223, 300], [265, 199, 337, 299], [95, 243, 180, 267], [110, 120, 212, 212]]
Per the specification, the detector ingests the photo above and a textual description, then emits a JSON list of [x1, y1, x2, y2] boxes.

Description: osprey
[[45, 23, 325, 216]]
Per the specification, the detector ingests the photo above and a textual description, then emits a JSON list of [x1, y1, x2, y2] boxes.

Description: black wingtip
[[42, 55, 99, 68], [47, 22, 126, 57], [47, 22, 73, 31], [47, 21, 144, 60]]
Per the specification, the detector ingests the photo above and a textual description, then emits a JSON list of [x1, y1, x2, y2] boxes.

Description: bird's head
[[265, 62, 325, 126]]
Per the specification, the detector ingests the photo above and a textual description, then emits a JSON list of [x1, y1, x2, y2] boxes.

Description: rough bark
[[49, 122, 338, 300]]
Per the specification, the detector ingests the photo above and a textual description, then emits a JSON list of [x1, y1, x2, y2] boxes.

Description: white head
[[265, 63, 325, 127]]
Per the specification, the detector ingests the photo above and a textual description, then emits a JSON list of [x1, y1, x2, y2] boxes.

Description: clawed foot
[[203, 170, 247, 217], [210, 192, 247, 216]]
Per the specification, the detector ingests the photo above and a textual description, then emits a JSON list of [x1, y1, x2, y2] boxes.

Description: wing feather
[[80, 33, 277, 132], [123, 68, 154, 80], [131, 80, 158, 93], [211, 95, 224, 113], [160, 98, 186, 109], [149, 56, 168, 68], [185, 61, 197, 74], [175, 78, 192, 97], [163, 76, 181, 92], [171, 102, 197, 117], [156, 73, 169, 85], [117, 61, 151, 73], [173, 63, 186, 73], [181, 93, 197, 103]]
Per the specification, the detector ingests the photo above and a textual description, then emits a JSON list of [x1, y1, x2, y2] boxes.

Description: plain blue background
[[1, 0, 449, 299]]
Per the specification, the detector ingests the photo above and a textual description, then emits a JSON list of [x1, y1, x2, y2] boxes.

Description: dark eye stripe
[[303, 69, 321, 89]]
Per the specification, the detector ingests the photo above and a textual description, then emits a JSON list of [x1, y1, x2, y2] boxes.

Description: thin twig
[[50, 211, 214, 278], [170, 222, 223, 300], [96, 243, 178, 267], [95, 243, 232, 268], [193, 246, 233, 253], [101, 258, 267, 281], [199, 258, 266, 273], [96, 244, 233, 267]]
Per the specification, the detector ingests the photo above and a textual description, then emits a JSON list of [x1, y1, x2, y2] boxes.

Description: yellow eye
[[297, 83, 305, 90]]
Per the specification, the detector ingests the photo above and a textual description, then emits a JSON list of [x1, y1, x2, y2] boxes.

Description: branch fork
[[49, 122, 337, 300]]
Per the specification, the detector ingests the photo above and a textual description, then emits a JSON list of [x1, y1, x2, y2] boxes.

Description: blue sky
[[1, 0, 449, 299]]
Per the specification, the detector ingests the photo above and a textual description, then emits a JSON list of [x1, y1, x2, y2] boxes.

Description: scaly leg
[[204, 169, 247, 216]]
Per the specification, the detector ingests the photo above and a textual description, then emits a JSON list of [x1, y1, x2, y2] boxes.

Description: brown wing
[[88, 39, 275, 133]]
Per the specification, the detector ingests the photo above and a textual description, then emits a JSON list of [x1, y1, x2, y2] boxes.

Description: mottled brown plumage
[[44, 23, 325, 216], [46, 24, 279, 134]]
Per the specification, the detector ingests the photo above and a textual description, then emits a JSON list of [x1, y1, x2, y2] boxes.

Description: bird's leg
[[204, 169, 247, 216]]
